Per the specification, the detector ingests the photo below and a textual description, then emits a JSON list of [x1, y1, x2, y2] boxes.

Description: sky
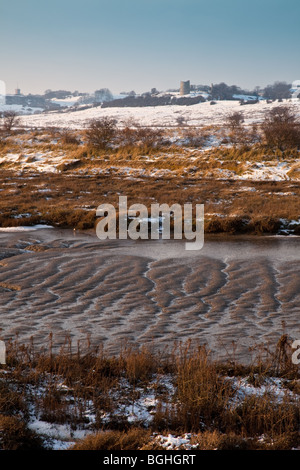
[[0, 0, 300, 95]]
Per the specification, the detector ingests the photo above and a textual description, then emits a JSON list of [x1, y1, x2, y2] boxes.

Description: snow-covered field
[[0, 99, 299, 182], [1, 148, 299, 181], [19, 99, 300, 129], [0, 104, 44, 115]]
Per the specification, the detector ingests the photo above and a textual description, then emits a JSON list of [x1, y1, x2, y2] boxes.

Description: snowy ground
[[0, 149, 299, 181], [0, 98, 297, 182], [1, 367, 299, 450], [0, 104, 44, 115], [18, 99, 300, 130]]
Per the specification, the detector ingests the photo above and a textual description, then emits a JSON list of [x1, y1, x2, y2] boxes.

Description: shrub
[[0, 415, 44, 450], [1, 111, 21, 136], [85, 117, 117, 150], [181, 128, 206, 148], [261, 105, 300, 150], [60, 129, 80, 145], [226, 111, 244, 132], [116, 125, 166, 152]]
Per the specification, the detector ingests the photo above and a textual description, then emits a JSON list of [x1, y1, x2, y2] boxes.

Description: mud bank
[[0, 228, 299, 362]]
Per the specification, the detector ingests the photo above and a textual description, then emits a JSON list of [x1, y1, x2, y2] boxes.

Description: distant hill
[[102, 94, 206, 108]]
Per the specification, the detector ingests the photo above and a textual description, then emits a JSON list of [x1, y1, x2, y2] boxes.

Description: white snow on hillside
[[50, 96, 82, 107], [0, 104, 44, 115], [19, 99, 300, 129], [0, 99, 298, 181]]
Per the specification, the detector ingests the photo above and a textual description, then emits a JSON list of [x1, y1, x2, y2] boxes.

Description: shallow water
[[0, 228, 299, 362]]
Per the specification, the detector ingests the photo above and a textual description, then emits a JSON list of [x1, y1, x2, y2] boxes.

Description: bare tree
[[1, 111, 21, 135], [94, 88, 113, 103], [225, 111, 245, 144], [225, 111, 261, 146], [176, 115, 187, 127], [226, 111, 244, 132], [263, 82, 292, 101], [85, 117, 117, 150], [261, 106, 300, 150]]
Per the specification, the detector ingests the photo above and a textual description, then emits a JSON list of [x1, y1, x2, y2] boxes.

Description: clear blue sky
[[0, 0, 299, 95]]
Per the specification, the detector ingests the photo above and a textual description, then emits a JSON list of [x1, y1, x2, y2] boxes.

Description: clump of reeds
[[1, 334, 300, 450]]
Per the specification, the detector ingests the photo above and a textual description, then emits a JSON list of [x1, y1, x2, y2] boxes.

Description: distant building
[[5, 93, 47, 108], [0, 80, 5, 107], [291, 80, 300, 100], [180, 80, 190, 96], [15, 88, 21, 95]]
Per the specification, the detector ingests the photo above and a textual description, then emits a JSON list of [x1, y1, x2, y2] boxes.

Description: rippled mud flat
[[0, 229, 299, 362]]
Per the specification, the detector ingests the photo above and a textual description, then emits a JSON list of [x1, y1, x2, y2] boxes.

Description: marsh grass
[[0, 334, 300, 450], [0, 170, 298, 234], [71, 428, 152, 450]]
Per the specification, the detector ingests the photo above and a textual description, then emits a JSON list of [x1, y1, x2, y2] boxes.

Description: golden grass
[[0, 128, 299, 235], [0, 415, 44, 450], [1, 334, 299, 450], [71, 428, 151, 450], [0, 170, 298, 234]]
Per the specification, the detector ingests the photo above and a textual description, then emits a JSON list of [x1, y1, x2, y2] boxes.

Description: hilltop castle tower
[[180, 80, 190, 96]]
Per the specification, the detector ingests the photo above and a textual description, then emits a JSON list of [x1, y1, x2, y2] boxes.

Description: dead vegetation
[[0, 113, 299, 235], [71, 428, 152, 450], [0, 171, 298, 235], [0, 334, 300, 450]]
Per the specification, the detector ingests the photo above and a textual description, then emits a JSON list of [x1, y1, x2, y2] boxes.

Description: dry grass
[[0, 415, 44, 450], [71, 428, 151, 450], [0, 170, 298, 234], [1, 334, 300, 450], [167, 344, 234, 431], [209, 144, 300, 162]]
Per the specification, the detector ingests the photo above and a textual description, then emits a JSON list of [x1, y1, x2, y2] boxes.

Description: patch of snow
[[228, 376, 296, 404], [28, 418, 88, 442], [238, 161, 292, 181], [0, 225, 53, 232], [156, 433, 198, 450]]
